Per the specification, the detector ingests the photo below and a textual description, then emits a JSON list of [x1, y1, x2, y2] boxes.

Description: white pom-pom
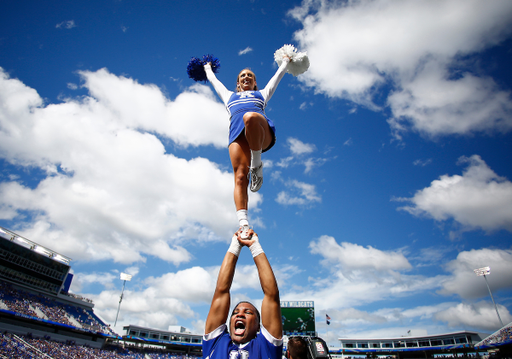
[[274, 44, 310, 76]]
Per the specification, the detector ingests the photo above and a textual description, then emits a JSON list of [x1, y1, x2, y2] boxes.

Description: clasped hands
[[235, 228, 258, 247]]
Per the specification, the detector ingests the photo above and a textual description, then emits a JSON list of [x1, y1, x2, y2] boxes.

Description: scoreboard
[[281, 301, 316, 336]]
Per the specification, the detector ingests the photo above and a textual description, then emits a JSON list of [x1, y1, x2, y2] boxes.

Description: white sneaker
[[240, 224, 252, 239], [248, 163, 263, 192]]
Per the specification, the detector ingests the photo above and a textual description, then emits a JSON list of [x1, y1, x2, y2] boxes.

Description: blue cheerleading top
[[228, 91, 266, 120], [204, 59, 290, 147], [203, 324, 283, 359]]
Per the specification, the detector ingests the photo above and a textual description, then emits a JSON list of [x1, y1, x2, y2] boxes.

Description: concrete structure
[[122, 324, 202, 356], [331, 331, 488, 358]]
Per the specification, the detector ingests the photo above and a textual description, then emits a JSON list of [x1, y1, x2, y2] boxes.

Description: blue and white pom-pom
[[274, 44, 310, 76], [187, 54, 220, 83]]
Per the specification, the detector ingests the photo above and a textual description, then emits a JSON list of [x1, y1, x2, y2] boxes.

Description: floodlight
[[115, 272, 133, 326], [474, 266, 490, 276], [120, 273, 133, 281], [474, 265, 503, 328]]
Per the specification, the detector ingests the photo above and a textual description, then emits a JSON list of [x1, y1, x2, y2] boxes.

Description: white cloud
[[276, 137, 329, 174], [280, 236, 445, 311], [56, 20, 76, 29], [0, 67, 262, 264], [73, 265, 216, 332], [303, 158, 323, 174], [395, 155, 512, 232], [70, 271, 118, 292], [289, 239, 512, 334], [276, 156, 294, 169], [146, 266, 217, 303], [438, 248, 512, 299], [289, 0, 512, 137], [299, 101, 313, 110], [333, 302, 457, 327], [80, 68, 227, 148], [412, 246, 453, 267], [316, 300, 507, 339], [287, 137, 316, 155], [387, 61, 512, 138], [239, 47, 253, 56], [413, 158, 432, 167], [91, 288, 196, 333], [322, 247, 510, 334], [435, 301, 512, 331], [276, 179, 321, 206], [310, 235, 411, 272], [327, 307, 388, 325]]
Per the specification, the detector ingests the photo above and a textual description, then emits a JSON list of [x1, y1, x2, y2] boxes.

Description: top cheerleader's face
[[237, 69, 258, 92]]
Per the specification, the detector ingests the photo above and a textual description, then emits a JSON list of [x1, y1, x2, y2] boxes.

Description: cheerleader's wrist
[[228, 235, 242, 257], [249, 235, 264, 258]]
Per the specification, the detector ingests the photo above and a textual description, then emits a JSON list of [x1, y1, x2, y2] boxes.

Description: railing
[[0, 226, 72, 265]]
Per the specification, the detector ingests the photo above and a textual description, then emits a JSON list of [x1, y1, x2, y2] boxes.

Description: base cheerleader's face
[[237, 69, 257, 92], [229, 302, 260, 344]]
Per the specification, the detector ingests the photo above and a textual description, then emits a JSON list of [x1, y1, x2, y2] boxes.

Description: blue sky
[[1, 0, 512, 346]]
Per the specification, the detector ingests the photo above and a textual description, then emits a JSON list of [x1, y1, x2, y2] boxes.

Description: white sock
[[236, 209, 249, 227], [250, 149, 262, 169]]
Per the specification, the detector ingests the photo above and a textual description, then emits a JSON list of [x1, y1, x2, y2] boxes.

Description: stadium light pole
[[114, 273, 132, 327], [474, 266, 504, 328]]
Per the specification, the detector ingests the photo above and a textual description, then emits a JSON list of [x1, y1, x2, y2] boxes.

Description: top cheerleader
[[204, 56, 290, 236], [200, 45, 309, 236]]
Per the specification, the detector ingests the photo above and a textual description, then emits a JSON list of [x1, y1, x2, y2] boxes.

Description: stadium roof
[[0, 226, 71, 265], [337, 330, 486, 342]]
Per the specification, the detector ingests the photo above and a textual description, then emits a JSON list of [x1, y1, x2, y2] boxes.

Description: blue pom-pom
[[203, 54, 220, 73], [187, 57, 206, 82], [187, 54, 220, 83]]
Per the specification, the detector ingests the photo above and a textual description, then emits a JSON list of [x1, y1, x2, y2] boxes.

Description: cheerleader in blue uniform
[[204, 57, 290, 235], [203, 228, 283, 359]]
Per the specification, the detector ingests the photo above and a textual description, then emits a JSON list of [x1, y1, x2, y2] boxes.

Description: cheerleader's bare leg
[[243, 112, 273, 153], [243, 112, 272, 192], [229, 137, 251, 227]]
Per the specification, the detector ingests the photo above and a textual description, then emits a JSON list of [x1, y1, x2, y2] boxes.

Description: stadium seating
[[0, 279, 204, 358], [0, 279, 115, 336], [0, 331, 202, 358], [476, 323, 512, 349]]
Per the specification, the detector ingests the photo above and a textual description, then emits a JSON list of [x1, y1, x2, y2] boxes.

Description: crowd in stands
[[478, 324, 512, 347], [0, 280, 116, 337], [0, 280, 206, 358], [0, 332, 202, 359], [0, 281, 39, 318], [66, 292, 94, 304]]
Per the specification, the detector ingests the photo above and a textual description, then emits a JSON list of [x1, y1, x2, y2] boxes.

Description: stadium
[[0, 226, 511, 359]]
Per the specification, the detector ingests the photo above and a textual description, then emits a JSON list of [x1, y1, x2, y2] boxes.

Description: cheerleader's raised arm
[[204, 62, 232, 106]]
